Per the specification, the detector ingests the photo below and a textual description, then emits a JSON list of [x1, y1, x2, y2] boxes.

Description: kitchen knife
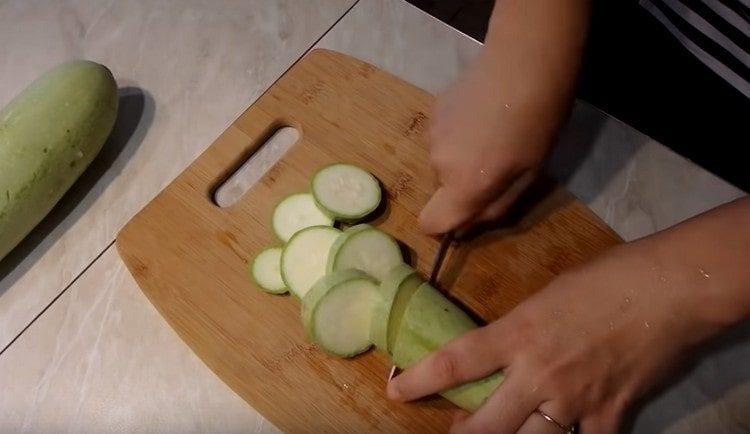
[[428, 230, 454, 286]]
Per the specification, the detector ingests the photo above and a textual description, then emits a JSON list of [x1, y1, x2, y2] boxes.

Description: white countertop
[[0, 0, 747, 432], [0, 0, 354, 351]]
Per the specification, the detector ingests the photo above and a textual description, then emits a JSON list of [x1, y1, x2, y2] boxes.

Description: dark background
[[407, 0, 749, 192]]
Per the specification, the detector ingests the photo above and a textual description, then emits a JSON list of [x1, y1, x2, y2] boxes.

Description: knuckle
[[526, 368, 550, 395], [432, 351, 462, 384], [531, 363, 568, 397], [472, 172, 497, 193], [505, 312, 538, 346], [611, 392, 631, 415]]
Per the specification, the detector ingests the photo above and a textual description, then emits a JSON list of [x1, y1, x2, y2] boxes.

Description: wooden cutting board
[[116, 49, 621, 433]]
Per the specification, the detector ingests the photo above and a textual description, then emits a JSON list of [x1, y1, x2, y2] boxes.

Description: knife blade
[[428, 230, 454, 286]]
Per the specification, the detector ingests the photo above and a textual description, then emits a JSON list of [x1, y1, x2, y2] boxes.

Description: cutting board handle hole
[[213, 125, 300, 208]]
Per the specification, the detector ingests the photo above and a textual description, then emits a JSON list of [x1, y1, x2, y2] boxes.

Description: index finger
[[420, 166, 521, 235], [419, 185, 481, 235], [451, 373, 541, 434], [387, 323, 510, 402]]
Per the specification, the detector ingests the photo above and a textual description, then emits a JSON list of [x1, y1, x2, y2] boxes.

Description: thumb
[[419, 186, 481, 235]]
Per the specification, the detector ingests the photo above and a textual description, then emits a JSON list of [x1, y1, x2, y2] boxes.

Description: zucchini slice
[[250, 247, 286, 294], [327, 226, 403, 282], [280, 225, 341, 298], [371, 263, 419, 350], [303, 270, 380, 357], [272, 193, 333, 242], [312, 163, 381, 221]]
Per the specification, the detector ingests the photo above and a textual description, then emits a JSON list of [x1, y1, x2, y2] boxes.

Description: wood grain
[[116, 49, 621, 433]]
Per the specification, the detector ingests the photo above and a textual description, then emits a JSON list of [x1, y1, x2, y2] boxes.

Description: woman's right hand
[[419, 0, 591, 235], [419, 53, 557, 235]]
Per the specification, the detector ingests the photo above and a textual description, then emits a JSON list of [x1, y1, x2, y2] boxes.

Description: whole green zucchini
[[0, 60, 118, 261]]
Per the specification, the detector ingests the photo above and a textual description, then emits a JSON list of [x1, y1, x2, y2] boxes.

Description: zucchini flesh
[[280, 226, 341, 298], [386, 273, 423, 355], [328, 227, 403, 281], [250, 247, 286, 294], [272, 193, 333, 242], [371, 263, 418, 350], [325, 224, 372, 273], [306, 274, 380, 357], [311, 163, 381, 221], [302, 269, 370, 339]]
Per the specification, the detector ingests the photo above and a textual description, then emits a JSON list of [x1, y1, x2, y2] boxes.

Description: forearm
[[467, 0, 590, 157], [642, 197, 750, 339], [481, 0, 590, 114]]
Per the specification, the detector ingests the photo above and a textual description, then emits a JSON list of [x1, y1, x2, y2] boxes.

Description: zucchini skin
[[0, 60, 118, 260]]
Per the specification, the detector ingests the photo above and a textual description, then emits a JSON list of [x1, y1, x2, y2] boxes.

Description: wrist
[[647, 228, 750, 338], [482, 0, 589, 104], [579, 238, 742, 352], [469, 51, 572, 143]]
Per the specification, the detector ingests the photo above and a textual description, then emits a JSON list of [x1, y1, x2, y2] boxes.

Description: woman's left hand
[[386, 238, 727, 434]]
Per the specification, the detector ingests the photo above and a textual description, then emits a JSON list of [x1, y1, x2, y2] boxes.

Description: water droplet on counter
[[608, 321, 615, 331], [624, 297, 631, 304], [504, 103, 511, 109], [659, 275, 667, 283], [644, 321, 650, 328], [343, 383, 350, 390], [698, 268, 710, 279]]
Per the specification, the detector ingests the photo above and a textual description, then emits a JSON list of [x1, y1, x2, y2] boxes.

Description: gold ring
[[534, 408, 574, 433]]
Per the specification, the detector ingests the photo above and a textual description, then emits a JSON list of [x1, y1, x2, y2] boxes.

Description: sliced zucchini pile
[[246, 162, 502, 412]]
